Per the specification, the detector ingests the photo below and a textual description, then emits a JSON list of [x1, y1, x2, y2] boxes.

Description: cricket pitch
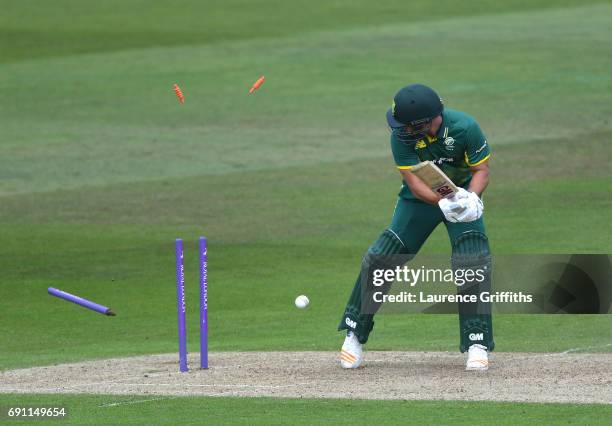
[[1, 351, 610, 404]]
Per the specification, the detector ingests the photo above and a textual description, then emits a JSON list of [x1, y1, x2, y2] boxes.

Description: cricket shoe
[[465, 344, 489, 371], [340, 331, 363, 369]]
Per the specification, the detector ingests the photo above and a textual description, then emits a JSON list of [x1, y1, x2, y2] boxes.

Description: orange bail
[[173, 84, 185, 104], [249, 76, 265, 94]]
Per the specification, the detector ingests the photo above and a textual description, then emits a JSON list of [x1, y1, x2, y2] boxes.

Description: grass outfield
[[1, 0, 611, 423], [2, 0, 607, 64], [0, 394, 610, 425]]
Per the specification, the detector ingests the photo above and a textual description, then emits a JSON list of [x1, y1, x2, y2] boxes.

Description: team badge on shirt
[[444, 137, 455, 151]]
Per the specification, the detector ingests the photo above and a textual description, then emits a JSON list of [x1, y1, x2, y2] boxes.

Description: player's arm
[[390, 133, 441, 205], [465, 122, 491, 197], [400, 169, 441, 204], [468, 160, 490, 196]]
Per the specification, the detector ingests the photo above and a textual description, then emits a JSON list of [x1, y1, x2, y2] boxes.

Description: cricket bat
[[409, 161, 459, 198]]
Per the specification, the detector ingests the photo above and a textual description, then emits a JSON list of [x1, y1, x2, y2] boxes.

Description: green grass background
[[1, 0, 611, 423]]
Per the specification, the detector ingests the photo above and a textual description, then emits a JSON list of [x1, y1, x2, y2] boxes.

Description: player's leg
[[445, 218, 494, 370], [338, 197, 443, 368]]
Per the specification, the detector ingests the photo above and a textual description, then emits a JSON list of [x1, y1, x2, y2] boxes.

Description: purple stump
[[175, 239, 188, 372], [199, 236, 209, 369], [48, 287, 116, 316]]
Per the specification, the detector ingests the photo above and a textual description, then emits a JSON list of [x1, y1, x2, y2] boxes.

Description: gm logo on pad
[[345, 317, 357, 329], [469, 333, 484, 341]]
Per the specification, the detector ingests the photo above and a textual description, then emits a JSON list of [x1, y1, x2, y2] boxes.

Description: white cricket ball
[[294, 295, 309, 309]]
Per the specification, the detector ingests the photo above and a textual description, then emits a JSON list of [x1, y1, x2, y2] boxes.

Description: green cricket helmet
[[386, 84, 444, 144]]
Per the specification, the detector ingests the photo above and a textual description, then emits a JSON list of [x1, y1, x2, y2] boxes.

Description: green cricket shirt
[[390, 108, 490, 199]]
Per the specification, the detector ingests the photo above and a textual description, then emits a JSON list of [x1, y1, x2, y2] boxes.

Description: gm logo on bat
[[436, 185, 454, 196]]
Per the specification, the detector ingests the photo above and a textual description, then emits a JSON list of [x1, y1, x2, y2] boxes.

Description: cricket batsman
[[338, 84, 494, 371]]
